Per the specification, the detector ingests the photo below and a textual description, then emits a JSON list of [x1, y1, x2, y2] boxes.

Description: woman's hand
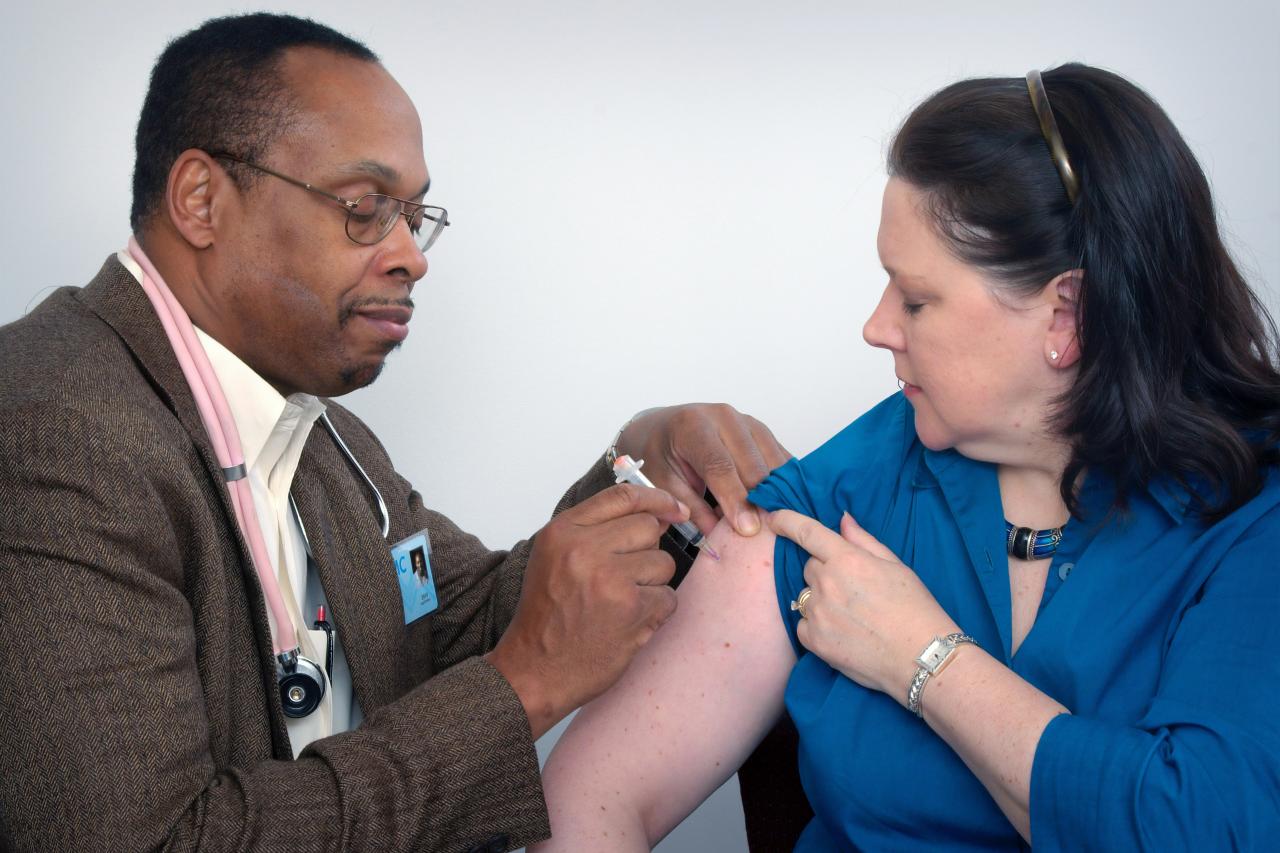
[[768, 509, 960, 704]]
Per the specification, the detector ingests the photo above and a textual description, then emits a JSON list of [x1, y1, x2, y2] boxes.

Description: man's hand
[[485, 484, 689, 738], [616, 404, 791, 538]]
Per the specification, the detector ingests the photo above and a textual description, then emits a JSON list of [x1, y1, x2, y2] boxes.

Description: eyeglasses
[[208, 152, 450, 253]]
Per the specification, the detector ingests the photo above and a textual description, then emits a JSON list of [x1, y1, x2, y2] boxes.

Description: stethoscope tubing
[[128, 236, 300, 657]]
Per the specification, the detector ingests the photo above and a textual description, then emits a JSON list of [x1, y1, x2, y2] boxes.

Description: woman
[[531, 63, 1280, 851]]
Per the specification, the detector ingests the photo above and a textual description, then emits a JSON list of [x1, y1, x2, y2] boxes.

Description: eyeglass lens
[[346, 195, 447, 252]]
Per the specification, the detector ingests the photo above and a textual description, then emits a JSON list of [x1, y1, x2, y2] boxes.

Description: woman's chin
[[906, 404, 956, 452], [917, 431, 955, 452]]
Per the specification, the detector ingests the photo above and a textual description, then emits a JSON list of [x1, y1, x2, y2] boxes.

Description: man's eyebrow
[[334, 160, 431, 199], [335, 159, 400, 183]]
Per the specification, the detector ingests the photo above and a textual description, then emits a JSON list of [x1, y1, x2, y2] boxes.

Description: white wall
[[2, 1, 1276, 849]]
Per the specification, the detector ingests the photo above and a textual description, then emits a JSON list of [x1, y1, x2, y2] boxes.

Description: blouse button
[[1058, 561, 1075, 581]]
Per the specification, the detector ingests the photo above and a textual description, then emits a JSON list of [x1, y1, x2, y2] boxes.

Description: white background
[[2, 2, 1276, 849]]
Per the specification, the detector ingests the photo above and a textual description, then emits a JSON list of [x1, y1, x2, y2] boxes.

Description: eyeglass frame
[[206, 151, 450, 252]]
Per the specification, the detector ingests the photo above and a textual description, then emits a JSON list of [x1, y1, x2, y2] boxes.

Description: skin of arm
[[919, 647, 1067, 840], [485, 402, 790, 740], [532, 520, 796, 851]]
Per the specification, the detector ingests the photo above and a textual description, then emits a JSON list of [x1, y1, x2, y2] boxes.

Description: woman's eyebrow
[[884, 265, 927, 286]]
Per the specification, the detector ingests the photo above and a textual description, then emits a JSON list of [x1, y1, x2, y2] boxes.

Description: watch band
[[605, 407, 663, 469], [906, 632, 975, 717]]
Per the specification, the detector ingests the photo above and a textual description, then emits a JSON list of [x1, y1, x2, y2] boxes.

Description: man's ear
[[163, 149, 226, 250], [1046, 269, 1083, 369]]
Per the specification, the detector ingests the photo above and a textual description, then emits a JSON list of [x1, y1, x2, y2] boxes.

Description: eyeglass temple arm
[[209, 152, 354, 209]]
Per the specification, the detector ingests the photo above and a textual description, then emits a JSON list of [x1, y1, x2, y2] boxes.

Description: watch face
[[916, 638, 950, 673]]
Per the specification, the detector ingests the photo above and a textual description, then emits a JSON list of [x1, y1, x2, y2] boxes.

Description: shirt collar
[[917, 442, 1192, 526], [193, 328, 325, 473], [1144, 475, 1193, 524], [117, 248, 326, 472]]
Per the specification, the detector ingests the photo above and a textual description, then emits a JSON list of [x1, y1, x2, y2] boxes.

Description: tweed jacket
[[0, 257, 619, 853]]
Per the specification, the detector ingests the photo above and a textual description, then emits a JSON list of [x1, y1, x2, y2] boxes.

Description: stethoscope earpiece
[[278, 651, 326, 719]]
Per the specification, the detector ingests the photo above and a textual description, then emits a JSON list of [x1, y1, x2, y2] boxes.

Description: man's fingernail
[[738, 509, 760, 535], [676, 500, 691, 517]]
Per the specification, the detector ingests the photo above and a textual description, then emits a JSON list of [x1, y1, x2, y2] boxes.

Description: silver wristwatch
[[605, 407, 663, 469], [907, 632, 976, 717]]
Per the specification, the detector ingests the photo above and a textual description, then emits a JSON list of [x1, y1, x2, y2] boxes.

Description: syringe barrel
[[671, 519, 704, 546], [613, 453, 703, 545], [612, 454, 656, 488]]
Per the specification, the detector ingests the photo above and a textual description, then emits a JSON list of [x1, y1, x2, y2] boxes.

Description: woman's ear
[[163, 149, 225, 250], [1046, 269, 1083, 369]]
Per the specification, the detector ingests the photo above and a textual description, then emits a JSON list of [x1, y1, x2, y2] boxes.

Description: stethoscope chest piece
[[277, 650, 326, 719]]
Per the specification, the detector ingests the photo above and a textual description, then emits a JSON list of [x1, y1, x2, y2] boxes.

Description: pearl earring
[[1050, 350, 1059, 361]]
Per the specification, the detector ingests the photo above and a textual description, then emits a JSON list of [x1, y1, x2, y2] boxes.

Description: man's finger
[[678, 413, 762, 535], [746, 416, 793, 470], [591, 512, 669, 555], [654, 465, 720, 539], [616, 549, 678, 588], [655, 408, 762, 537], [693, 413, 787, 536], [767, 509, 845, 560], [573, 483, 690, 527], [717, 416, 775, 487], [696, 449, 757, 536], [636, 584, 679, 633]]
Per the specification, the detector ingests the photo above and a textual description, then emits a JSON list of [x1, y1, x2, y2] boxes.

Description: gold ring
[[789, 587, 813, 619]]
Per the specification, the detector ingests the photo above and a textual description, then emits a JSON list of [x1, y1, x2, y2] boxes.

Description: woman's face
[[863, 178, 1065, 463]]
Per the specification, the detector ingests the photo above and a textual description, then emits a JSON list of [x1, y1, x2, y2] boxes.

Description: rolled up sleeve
[[1031, 508, 1280, 851]]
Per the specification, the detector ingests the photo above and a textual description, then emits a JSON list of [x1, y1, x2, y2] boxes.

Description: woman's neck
[[996, 446, 1073, 530]]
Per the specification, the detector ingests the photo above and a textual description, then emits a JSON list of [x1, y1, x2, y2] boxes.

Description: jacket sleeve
[[1029, 504, 1280, 851], [415, 453, 619, 673], [0, 401, 612, 853], [327, 404, 686, 673]]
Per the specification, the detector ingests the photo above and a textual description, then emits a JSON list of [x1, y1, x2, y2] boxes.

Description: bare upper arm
[[534, 518, 796, 850]]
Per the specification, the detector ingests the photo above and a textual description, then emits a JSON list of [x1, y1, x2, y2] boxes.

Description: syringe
[[612, 454, 721, 560]]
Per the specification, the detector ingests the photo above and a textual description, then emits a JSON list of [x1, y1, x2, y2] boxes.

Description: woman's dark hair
[[130, 13, 378, 232], [888, 63, 1280, 520]]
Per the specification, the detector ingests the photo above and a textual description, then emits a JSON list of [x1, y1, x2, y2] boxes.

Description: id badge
[[391, 529, 438, 624]]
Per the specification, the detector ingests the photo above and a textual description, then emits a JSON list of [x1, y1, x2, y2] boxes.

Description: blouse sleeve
[[749, 392, 915, 656], [1030, 501, 1280, 851]]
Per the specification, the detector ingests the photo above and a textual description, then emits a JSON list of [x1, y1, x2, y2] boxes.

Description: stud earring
[[1050, 350, 1059, 361]]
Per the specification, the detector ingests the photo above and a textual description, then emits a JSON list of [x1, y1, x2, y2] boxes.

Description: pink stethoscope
[[126, 236, 388, 718]]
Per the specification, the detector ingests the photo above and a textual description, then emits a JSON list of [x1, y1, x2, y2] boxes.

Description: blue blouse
[[748, 393, 1280, 851]]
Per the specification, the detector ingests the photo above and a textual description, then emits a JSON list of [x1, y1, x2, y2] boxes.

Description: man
[[0, 14, 790, 852]]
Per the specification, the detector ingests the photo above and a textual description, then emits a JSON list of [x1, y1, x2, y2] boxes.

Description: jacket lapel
[[290, 427, 410, 713], [76, 255, 293, 752]]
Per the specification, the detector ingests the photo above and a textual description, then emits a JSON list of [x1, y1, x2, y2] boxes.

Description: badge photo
[[391, 530, 438, 624]]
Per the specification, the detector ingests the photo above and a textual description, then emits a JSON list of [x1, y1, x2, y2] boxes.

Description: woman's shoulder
[[1218, 463, 1280, 538], [1149, 456, 1280, 529], [749, 393, 919, 523]]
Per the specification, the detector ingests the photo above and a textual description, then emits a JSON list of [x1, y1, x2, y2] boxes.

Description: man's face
[[204, 47, 431, 398]]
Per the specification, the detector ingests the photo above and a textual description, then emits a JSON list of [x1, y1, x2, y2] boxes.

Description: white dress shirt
[[119, 250, 362, 756]]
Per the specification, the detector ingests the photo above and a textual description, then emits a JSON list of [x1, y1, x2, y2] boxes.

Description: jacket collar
[[77, 255, 409, 732], [76, 255, 215, 452], [75, 255, 298, 754]]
